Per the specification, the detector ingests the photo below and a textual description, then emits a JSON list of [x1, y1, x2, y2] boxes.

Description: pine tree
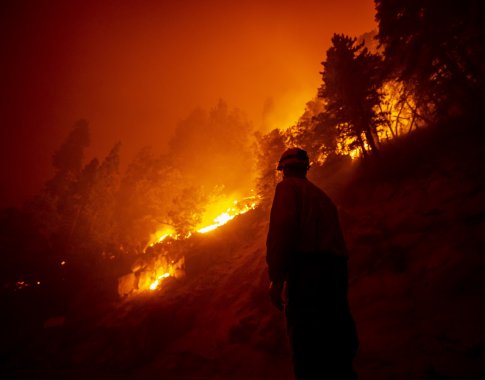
[[319, 34, 385, 156]]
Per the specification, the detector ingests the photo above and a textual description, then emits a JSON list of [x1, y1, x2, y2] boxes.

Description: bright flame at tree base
[[197, 197, 258, 234], [148, 193, 260, 247], [124, 193, 261, 295], [149, 272, 171, 290]]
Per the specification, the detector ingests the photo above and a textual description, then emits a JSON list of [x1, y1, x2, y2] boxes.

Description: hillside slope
[[4, 121, 484, 380], [336, 122, 485, 380]]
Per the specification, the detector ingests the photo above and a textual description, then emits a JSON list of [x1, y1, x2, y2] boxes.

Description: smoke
[[167, 100, 256, 198]]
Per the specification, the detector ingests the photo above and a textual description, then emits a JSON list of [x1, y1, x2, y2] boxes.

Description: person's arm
[[266, 181, 299, 310], [268, 280, 285, 311]]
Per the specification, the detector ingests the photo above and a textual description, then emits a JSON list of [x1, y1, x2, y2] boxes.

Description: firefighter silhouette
[[266, 148, 359, 379]]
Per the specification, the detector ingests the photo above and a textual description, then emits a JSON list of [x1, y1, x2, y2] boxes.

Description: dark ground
[[1, 118, 484, 379]]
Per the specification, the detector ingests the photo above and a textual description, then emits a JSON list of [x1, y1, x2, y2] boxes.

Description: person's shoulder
[[305, 178, 325, 193], [275, 177, 304, 195], [278, 177, 299, 187], [281, 177, 311, 189], [306, 179, 335, 202]]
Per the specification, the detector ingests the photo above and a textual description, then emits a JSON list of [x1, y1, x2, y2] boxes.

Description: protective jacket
[[266, 176, 348, 283], [266, 175, 359, 379]]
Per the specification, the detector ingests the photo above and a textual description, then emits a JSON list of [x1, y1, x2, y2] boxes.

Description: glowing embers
[[15, 281, 29, 290], [14, 280, 41, 291]]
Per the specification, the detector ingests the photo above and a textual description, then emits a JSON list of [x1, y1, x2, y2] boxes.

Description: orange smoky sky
[[0, 0, 376, 208]]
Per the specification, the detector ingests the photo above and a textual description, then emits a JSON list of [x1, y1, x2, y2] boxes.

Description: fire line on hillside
[[117, 194, 260, 297]]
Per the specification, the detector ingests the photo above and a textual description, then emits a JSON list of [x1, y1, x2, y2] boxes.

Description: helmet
[[277, 148, 309, 171]]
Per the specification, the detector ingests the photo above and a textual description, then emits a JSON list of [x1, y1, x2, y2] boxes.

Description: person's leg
[[287, 321, 322, 380], [286, 309, 358, 380], [288, 323, 358, 380], [285, 256, 359, 379]]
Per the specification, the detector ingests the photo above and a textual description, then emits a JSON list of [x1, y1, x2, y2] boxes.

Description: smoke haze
[[0, 0, 376, 207]]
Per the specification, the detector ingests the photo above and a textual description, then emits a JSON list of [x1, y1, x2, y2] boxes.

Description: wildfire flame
[[310, 80, 418, 161], [148, 194, 260, 246], [135, 193, 260, 293], [197, 197, 258, 234], [136, 82, 416, 296], [149, 231, 174, 246], [149, 272, 171, 290]]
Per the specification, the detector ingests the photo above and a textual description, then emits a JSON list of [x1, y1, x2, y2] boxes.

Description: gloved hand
[[269, 280, 285, 311]]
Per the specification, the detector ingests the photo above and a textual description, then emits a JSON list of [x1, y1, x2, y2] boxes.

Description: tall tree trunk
[[357, 133, 368, 158], [364, 126, 378, 154]]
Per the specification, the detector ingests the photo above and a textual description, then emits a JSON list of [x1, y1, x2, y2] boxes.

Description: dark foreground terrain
[[1, 119, 484, 380]]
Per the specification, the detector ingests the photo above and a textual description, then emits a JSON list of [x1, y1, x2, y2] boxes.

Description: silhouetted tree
[[114, 148, 183, 252], [377, 79, 423, 140], [254, 128, 286, 202], [285, 98, 336, 163], [46, 119, 90, 197], [27, 120, 91, 250], [168, 100, 254, 194], [66, 158, 99, 243], [319, 34, 384, 156], [78, 143, 121, 254], [375, 0, 484, 118], [167, 187, 207, 236]]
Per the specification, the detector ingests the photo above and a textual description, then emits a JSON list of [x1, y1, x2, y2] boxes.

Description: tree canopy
[[375, 0, 484, 117], [318, 34, 384, 156]]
